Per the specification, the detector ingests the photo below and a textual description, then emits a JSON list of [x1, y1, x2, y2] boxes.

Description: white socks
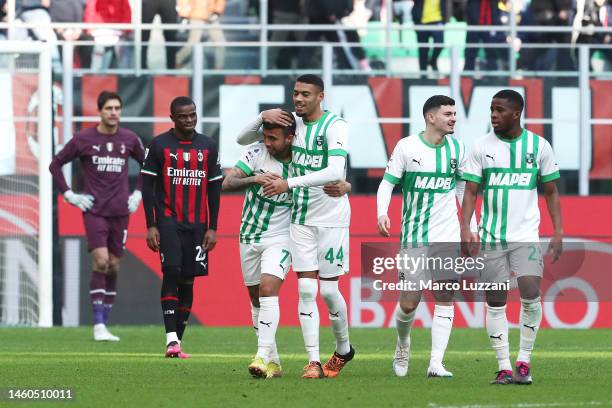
[[396, 307, 416, 347], [251, 303, 280, 364], [256, 296, 280, 364], [518, 297, 542, 363], [486, 304, 511, 371], [430, 304, 454, 366], [166, 331, 178, 345], [320, 280, 350, 355], [298, 278, 320, 362]]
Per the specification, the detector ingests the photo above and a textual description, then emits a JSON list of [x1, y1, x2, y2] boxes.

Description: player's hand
[[254, 172, 280, 186], [203, 229, 217, 251], [261, 109, 294, 127], [146, 227, 160, 252], [263, 178, 289, 197], [461, 228, 479, 257], [377, 215, 391, 237], [64, 190, 95, 211], [323, 181, 350, 197], [547, 234, 563, 263], [127, 190, 142, 214]]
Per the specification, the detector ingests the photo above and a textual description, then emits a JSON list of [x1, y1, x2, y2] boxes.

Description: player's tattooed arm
[[323, 181, 352, 197], [543, 181, 563, 263], [222, 167, 280, 192]]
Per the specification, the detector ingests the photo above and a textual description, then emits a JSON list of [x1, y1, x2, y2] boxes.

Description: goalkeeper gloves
[[127, 190, 142, 214], [64, 190, 95, 211]]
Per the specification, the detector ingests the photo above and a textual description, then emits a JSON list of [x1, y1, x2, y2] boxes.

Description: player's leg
[[255, 240, 290, 378], [513, 244, 544, 385], [428, 286, 454, 378], [393, 289, 421, 377], [481, 248, 513, 384], [176, 277, 194, 346], [158, 220, 183, 357], [101, 215, 129, 339], [317, 227, 354, 378], [290, 224, 323, 378]]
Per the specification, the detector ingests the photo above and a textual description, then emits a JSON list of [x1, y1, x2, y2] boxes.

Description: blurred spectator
[[2, 0, 63, 71], [49, 0, 92, 68], [175, 0, 226, 69], [412, 0, 450, 75], [84, 0, 132, 69], [596, 0, 612, 69], [268, 0, 305, 69], [572, 0, 605, 70], [464, 0, 506, 71], [298, 0, 371, 70], [393, 0, 414, 27], [517, 0, 575, 71], [141, 0, 178, 69]]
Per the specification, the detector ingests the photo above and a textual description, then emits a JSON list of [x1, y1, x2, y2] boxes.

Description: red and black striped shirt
[[141, 130, 222, 226]]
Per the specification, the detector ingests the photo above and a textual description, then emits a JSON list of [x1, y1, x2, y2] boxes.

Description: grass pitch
[[1, 327, 610, 408]]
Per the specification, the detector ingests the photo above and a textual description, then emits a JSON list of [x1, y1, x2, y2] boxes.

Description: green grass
[[1, 327, 611, 407]]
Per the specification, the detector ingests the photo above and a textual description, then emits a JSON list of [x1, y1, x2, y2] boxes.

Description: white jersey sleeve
[[236, 114, 264, 145], [235, 143, 265, 176], [538, 139, 560, 183], [382, 140, 407, 185], [326, 119, 349, 158], [462, 141, 484, 184]]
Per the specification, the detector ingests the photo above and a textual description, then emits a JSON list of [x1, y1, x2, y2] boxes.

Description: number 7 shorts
[[289, 224, 350, 279], [239, 234, 291, 286]]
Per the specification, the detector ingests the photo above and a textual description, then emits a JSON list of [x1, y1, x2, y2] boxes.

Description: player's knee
[[107, 260, 120, 275], [93, 255, 110, 273], [259, 281, 277, 298], [298, 278, 318, 301], [399, 301, 418, 315], [161, 266, 181, 295], [319, 282, 339, 303]]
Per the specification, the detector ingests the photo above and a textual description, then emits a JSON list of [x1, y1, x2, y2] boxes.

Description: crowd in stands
[[0, 0, 609, 72]]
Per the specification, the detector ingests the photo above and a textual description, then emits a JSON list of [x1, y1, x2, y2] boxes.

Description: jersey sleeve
[[326, 118, 349, 158], [382, 141, 406, 185], [207, 140, 223, 182], [235, 143, 265, 176], [456, 139, 466, 178], [539, 139, 560, 183], [48, 136, 81, 193], [130, 133, 146, 164], [141, 138, 161, 177], [461, 142, 483, 184]]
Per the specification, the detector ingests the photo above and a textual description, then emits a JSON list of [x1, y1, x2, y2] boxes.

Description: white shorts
[[239, 235, 291, 286], [480, 243, 544, 284], [289, 224, 349, 279]]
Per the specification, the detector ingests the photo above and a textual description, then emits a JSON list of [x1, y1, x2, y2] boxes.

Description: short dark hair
[[295, 74, 324, 92], [262, 110, 296, 136], [97, 91, 122, 110], [170, 96, 196, 114], [423, 95, 455, 117], [493, 89, 524, 112]]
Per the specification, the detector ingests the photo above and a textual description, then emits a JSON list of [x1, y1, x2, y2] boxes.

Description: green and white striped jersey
[[235, 142, 291, 244], [462, 129, 560, 245], [290, 111, 350, 227], [383, 133, 465, 246]]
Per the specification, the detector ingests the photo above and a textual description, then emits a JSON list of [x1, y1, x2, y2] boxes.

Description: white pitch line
[[428, 401, 612, 408]]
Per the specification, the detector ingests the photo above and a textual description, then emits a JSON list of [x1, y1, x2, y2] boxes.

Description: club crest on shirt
[[525, 153, 534, 164], [120, 143, 126, 154], [450, 158, 457, 170], [183, 152, 191, 161], [106, 142, 113, 152], [198, 150, 204, 162], [315, 135, 324, 147]]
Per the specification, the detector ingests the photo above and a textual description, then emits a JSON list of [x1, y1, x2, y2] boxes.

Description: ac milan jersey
[[141, 130, 222, 225], [49, 126, 145, 216]]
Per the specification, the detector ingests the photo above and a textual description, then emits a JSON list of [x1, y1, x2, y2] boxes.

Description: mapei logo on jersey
[[106, 142, 113, 152], [487, 172, 534, 187], [414, 175, 454, 190], [293, 151, 324, 169], [525, 153, 535, 165]]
